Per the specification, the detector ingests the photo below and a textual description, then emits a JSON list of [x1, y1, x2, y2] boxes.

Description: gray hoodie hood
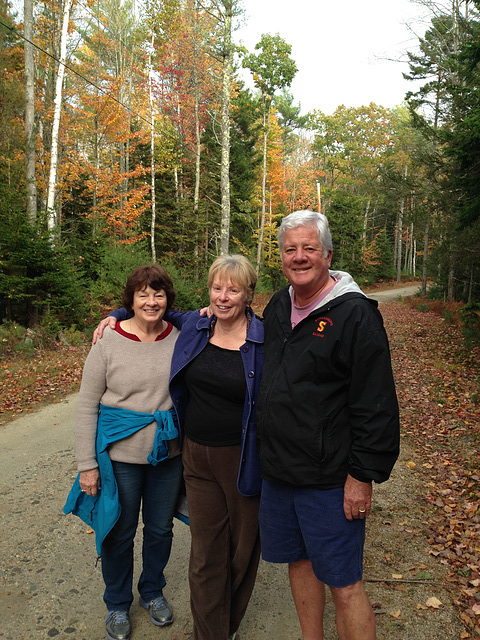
[[287, 269, 366, 313]]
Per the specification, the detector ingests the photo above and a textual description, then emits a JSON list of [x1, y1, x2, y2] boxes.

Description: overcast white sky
[[235, 0, 430, 115]]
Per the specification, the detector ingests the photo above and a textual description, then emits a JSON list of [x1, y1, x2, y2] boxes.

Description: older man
[[256, 210, 400, 640]]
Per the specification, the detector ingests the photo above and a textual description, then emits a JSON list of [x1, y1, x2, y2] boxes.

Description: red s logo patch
[[313, 316, 333, 337]]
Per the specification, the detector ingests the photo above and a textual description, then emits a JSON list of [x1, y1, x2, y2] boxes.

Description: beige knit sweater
[[75, 324, 180, 472]]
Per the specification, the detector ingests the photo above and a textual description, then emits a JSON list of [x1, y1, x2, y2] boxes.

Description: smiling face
[[281, 225, 332, 304], [132, 285, 167, 325], [209, 279, 248, 324]]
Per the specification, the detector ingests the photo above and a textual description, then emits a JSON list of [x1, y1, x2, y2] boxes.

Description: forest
[[1, 0, 480, 336]]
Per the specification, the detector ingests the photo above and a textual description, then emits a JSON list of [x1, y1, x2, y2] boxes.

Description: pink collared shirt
[[290, 278, 337, 328]]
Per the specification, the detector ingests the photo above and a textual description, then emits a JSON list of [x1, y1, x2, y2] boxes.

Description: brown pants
[[183, 437, 261, 640]]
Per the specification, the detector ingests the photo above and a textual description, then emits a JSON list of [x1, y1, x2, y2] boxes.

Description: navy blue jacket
[[167, 309, 264, 497]]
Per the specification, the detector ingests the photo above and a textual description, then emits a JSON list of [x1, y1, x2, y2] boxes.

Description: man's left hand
[[343, 474, 372, 520], [198, 305, 214, 317]]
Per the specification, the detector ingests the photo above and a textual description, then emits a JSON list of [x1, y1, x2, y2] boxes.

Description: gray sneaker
[[139, 594, 173, 626], [106, 610, 131, 640]]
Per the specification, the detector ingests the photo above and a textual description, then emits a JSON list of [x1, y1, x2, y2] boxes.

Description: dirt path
[[0, 391, 467, 640], [0, 285, 470, 639], [366, 284, 422, 303]]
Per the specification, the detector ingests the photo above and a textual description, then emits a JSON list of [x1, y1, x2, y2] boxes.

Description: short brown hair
[[122, 264, 176, 313], [207, 255, 257, 305]]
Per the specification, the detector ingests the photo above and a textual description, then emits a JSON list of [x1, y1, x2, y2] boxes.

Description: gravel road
[[0, 390, 467, 640], [367, 285, 422, 303]]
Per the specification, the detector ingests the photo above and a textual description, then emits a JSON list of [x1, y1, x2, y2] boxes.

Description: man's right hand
[[199, 305, 214, 317], [92, 316, 117, 344]]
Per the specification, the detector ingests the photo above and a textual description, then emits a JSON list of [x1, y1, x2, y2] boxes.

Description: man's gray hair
[[278, 210, 332, 258]]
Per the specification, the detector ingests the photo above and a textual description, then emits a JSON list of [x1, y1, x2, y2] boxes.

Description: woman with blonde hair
[[168, 254, 263, 640], [95, 255, 264, 640]]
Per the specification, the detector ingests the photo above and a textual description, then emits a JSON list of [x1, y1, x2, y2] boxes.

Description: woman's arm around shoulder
[[165, 308, 206, 329]]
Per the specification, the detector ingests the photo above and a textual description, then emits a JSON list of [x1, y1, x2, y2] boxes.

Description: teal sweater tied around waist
[[63, 404, 179, 555]]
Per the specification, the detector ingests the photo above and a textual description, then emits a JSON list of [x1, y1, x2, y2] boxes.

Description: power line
[[0, 14, 210, 151], [0, 16, 153, 128], [0, 12, 262, 155]]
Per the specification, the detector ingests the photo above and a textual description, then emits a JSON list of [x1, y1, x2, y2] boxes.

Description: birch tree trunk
[[219, 0, 232, 255], [193, 72, 202, 274], [448, 259, 455, 301], [148, 33, 156, 263], [421, 218, 429, 296], [396, 197, 404, 283], [362, 199, 371, 252], [46, 0, 73, 234], [256, 97, 270, 275], [422, 82, 440, 295], [24, 0, 37, 222], [396, 164, 408, 283], [192, 1, 202, 275]]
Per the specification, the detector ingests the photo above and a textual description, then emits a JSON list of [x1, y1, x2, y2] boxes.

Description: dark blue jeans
[[101, 455, 183, 612]]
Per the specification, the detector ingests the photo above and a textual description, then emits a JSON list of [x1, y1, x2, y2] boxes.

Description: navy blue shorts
[[259, 480, 365, 588]]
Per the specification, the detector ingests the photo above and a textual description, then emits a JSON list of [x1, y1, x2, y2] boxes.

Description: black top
[[183, 342, 246, 446]]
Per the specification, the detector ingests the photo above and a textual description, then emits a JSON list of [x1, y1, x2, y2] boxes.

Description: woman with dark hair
[[94, 255, 264, 640], [64, 264, 183, 640]]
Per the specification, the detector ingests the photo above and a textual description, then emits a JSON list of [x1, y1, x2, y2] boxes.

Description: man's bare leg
[[289, 559, 326, 640], [330, 580, 375, 640]]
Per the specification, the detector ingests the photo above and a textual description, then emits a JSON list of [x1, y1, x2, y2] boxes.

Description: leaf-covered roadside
[[0, 346, 89, 426], [382, 301, 480, 636]]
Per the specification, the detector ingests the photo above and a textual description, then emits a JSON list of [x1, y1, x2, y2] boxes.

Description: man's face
[[281, 225, 332, 297]]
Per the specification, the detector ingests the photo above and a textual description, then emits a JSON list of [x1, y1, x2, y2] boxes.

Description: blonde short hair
[[207, 255, 257, 305]]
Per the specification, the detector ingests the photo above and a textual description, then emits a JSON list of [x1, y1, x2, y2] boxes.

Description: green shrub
[[459, 302, 480, 347], [59, 325, 88, 347], [87, 248, 211, 316], [88, 243, 152, 310], [0, 320, 29, 356], [426, 284, 445, 301], [0, 214, 88, 328], [442, 308, 456, 324], [0, 320, 52, 355], [161, 259, 210, 311]]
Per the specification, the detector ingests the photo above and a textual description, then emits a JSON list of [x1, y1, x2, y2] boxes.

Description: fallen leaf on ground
[[426, 597, 443, 609]]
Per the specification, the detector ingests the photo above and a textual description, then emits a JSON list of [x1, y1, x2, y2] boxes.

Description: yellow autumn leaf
[[426, 597, 442, 609], [86, 528, 94, 534], [407, 460, 416, 469], [392, 573, 403, 579], [389, 609, 401, 618], [416, 603, 428, 610]]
